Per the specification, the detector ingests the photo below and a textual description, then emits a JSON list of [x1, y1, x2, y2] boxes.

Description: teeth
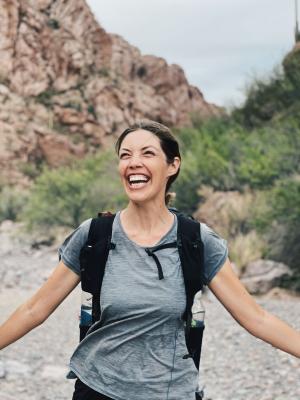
[[128, 174, 149, 183]]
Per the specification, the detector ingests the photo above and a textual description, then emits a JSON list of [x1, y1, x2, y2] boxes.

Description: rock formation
[[0, 0, 221, 187], [240, 259, 293, 294]]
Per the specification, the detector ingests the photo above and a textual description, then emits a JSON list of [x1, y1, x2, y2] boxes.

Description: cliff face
[[0, 0, 221, 186]]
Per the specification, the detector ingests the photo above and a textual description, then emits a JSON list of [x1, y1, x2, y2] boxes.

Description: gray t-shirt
[[59, 211, 228, 400]]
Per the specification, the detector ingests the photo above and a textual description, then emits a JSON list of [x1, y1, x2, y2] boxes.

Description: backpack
[[78, 209, 205, 395]]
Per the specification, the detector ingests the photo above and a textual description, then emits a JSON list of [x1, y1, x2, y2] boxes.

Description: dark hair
[[115, 120, 181, 205]]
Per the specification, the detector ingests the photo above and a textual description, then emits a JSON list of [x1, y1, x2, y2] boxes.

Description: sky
[[86, 0, 298, 108]]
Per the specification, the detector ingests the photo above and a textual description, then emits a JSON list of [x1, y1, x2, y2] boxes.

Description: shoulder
[[199, 222, 228, 285], [200, 222, 227, 245], [78, 218, 93, 236], [58, 218, 92, 276], [62, 218, 92, 247]]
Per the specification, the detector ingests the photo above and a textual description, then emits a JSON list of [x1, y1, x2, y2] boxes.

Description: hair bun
[[165, 192, 176, 206]]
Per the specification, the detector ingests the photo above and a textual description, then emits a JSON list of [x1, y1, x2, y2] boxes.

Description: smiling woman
[[0, 120, 299, 400], [115, 121, 181, 209]]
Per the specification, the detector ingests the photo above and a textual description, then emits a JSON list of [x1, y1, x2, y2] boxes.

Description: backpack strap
[[79, 213, 116, 341], [176, 212, 205, 370], [177, 213, 205, 318]]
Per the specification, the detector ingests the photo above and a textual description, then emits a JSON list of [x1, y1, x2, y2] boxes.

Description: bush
[[23, 151, 127, 229], [47, 19, 60, 30], [250, 178, 300, 282], [174, 112, 300, 211], [173, 122, 235, 213], [233, 48, 300, 128], [35, 89, 59, 107], [0, 186, 28, 222], [269, 178, 300, 224]]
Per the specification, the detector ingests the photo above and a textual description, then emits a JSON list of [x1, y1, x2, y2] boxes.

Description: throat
[[123, 226, 173, 247], [120, 208, 175, 246]]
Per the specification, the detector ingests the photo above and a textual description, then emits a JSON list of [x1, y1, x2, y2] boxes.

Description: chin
[[127, 194, 149, 204], [124, 189, 154, 205]]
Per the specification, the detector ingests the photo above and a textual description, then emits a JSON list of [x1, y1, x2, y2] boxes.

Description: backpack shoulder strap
[[80, 213, 116, 296], [79, 213, 116, 341], [176, 212, 205, 371], [177, 213, 205, 311]]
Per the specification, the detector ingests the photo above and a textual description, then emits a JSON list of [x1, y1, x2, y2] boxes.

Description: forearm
[[250, 309, 300, 358], [0, 301, 43, 350], [0, 262, 80, 351]]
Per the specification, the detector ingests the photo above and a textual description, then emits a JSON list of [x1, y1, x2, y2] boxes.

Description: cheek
[[118, 161, 126, 178]]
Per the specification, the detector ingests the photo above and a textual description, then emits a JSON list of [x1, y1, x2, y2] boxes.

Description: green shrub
[[87, 104, 97, 119], [63, 102, 82, 112], [233, 48, 300, 128], [47, 19, 60, 30], [269, 178, 300, 224], [22, 151, 127, 229], [98, 68, 109, 77], [36, 89, 59, 107], [249, 178, 300, 285], [19, 162, 42, 180], [0, 186, 28, 222]]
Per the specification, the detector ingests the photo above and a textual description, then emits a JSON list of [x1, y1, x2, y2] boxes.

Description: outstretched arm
[[0, 261, 80, 350], [208, 258, 300, 358]]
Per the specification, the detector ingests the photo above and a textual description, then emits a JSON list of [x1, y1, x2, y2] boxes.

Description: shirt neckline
[[116, 210, 177, 249]]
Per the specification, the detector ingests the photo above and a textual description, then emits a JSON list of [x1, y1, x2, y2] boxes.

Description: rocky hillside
[[0, 0, 220, 187]]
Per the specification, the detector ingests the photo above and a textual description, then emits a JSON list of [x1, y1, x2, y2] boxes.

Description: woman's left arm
[[208, 257, 300, 358]]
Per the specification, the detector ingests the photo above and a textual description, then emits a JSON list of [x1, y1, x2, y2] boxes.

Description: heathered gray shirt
[[59, 211, 228, 400]]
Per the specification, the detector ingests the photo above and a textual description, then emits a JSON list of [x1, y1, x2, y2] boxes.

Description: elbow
[[24, 302, 49, 327]]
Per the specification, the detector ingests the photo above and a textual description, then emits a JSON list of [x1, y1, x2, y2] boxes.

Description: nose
[[128, 154, 143, 168]]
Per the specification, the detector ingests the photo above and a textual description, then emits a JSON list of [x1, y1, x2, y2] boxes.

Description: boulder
[[241, 259, 293, 294]]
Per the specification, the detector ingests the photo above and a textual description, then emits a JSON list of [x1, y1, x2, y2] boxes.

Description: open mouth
[[127, 174, 150, 189]]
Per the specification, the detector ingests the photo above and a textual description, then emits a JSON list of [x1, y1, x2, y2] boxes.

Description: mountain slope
[[0, 0, 220, 186]]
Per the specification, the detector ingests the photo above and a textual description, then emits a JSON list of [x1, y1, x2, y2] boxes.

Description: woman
[[0, 121, 299, 400]]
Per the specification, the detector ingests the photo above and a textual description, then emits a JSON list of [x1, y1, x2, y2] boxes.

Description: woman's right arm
[[0, 261, 80, 350]]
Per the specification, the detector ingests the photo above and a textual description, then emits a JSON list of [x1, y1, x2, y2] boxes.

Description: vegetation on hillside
[[172, 46, 300, 288]]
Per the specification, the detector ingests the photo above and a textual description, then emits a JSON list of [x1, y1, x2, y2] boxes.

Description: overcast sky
[[86, 0, 297, 108]]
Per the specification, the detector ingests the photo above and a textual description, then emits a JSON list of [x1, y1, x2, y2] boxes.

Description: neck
[[121, 199, 173, 234]]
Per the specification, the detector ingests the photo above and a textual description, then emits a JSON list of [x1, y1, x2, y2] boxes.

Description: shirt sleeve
[[200, 222, 228, 285], [58, 218, 92, 276]]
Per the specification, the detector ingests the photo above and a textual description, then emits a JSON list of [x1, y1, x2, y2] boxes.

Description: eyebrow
[[119, 145, 159, 152]]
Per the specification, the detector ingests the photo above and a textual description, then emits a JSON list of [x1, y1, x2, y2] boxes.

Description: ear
[[167, 157, 181, 177]]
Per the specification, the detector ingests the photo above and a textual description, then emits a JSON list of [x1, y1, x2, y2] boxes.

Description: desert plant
[[0, 186, 28, 222], [22, 151, 127, 229]]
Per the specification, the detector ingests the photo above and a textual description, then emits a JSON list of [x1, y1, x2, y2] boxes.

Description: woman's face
[[118, 129, 180, 205]]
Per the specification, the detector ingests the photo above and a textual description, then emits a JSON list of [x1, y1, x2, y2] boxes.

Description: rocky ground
[[0, 221, 299, 400]]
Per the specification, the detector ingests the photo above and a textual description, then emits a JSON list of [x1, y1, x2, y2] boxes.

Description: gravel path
[[0, 222, 299, 400]]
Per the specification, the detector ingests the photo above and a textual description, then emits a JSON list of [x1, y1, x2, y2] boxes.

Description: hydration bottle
[[191, 291, 206, 400], [191, 290, 205, 327], [80, 290, 93, 327]]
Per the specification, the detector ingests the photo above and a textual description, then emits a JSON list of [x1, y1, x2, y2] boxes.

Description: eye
[[144, 151, 155, 156], [119, 153, 130, 159]]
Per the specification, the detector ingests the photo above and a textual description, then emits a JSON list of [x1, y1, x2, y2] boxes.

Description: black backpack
[[78, 209, 206, 381]]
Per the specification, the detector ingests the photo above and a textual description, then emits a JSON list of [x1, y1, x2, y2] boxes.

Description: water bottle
[[192, 291, 205, 400], [80, 290, 93, 327], [191, 291, 205, 327]]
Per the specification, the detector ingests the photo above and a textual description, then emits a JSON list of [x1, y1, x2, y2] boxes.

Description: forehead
[[120, 129, 161, 150]]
